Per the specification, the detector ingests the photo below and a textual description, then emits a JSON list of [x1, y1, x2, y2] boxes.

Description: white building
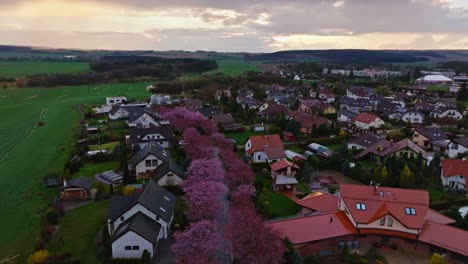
[[448, 138, 468, 158], [106, 96, 127, 106], [401, 111, 424, 124], [131, 141, 169, 177], [440, 159, 468, 190]]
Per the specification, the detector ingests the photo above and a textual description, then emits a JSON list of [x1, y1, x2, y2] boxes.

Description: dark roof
[[185, 99, 202, 111], [131, 141, 170, 166], [212, 113, 235, 124], [111, 212, 162, 244], [62, 176, 93, 191], [154, 159, 185, 182], [348, 133, 381, 148], [126, 107, 154, 123], [128, 126, 174, 145], [95, 170, 123, 185], [453, 137, 468, 148], [108, 181, 176, 222], [259, 104, 290, 116], [198, 106, 221, 117], [415, 127, 448, 142]]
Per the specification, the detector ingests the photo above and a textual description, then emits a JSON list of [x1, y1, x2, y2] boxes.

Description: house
[[337, 109, 358, 122], [401, 110, 424, 124], [416, 74, 453, 85], [60, 176, 94, 200], [109, 105, 159, 128], [296, 192, 338, 215], [412, 127, 449, 151], [268, 184, 468, 261], [448, 137, 468, 158], [430, 107, 463, 120], [150, 94, 173, 106], [127, 126, 174, 149], [270, 160, 300, 192], [299, 116, 330, 134], [355, 138, 428, 161], [352, 113, 385, 130], [197, 106, 221, 118], [239, 98, 263, 109], [131, 141, 170, 178], [346, 87, 373, 99], [310, 88, 336, 103], [153, 159, 185, 186], [282, 131, 297, 142], [212, 113, 241, 131], [347, 133, 381, 150], [107, 96, 127, 106], [108, 181, 176, 259], [214, 89, 231, 100], [259, 104, 291, 120], [184, 99, 202, 112], [299, 99, 336, 115], [440, 159, 468, 190], [251, 124, 265, 132], [340, 97, 374, 112], [245, 134, 287, 162]]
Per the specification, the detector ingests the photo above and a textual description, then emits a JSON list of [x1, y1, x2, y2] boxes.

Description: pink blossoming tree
[[183, 180, 227, 221]]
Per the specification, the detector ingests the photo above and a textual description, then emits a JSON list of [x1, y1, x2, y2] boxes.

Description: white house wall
[[112, 231, 153, 259], [135, 154, 163, 174], [157, 172, 184, 186]]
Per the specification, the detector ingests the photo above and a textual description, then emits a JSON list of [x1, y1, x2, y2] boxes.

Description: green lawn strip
[[0, 82, 151, 260], [72, 161, 120, 179], [48, 200, 109, 264], [427, 85, 449, 92], [225, 130, 264, 145], [89, 141, 120, 152], [266, 191, 301, 218], [0, 61, 90, 78]]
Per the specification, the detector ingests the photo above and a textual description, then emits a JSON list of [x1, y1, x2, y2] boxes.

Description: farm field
[[0, 82, 150, 262], [208, 60, 261, 75], [0, 61, 90, 78]]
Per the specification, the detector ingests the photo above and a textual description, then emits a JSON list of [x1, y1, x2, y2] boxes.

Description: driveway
[[152, 236, 174, 264]]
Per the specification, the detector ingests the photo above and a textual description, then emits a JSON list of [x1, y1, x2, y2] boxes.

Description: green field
[[209, 60, 261, 75], [0, 82, 150, 261], [48, 200, 109, 264], [0, 61, 90, 78]]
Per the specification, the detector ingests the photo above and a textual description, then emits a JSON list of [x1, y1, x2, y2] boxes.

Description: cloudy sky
[[1, 0, 468, 51]]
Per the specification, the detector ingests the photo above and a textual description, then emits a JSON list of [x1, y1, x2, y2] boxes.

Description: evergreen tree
[[349, 69, 354, 78], [400, 165, 415, 188], [285, 119, 300, 135], [457, 81, 468, 101], [374, 166, 382, 183]]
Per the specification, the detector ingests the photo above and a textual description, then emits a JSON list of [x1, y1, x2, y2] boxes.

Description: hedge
[[251, 162, 270, 174], [429, 198, 468, 211], [304, 136, 350, 146]]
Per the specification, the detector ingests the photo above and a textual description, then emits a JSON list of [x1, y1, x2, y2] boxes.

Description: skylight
[[356, 203, 366, 210], [405, 207, 416, 215]]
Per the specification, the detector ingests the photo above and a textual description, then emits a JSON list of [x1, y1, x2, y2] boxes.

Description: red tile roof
[[296, 192, 338, 212], [270, 160, 300, 172], [339, 184, 429, 229], [247, 134, 285, 154], [441, 159, 468, 178], [420, 221, 468, 256], [425, 209, 456, 225], [267, 211, 356, 245], [300, 116, 330, 129], [352, 113, 380, 124]]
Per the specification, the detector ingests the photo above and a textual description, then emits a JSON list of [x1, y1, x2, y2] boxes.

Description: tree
[[183, 180, 227, 221], [28, 250, 49, 264], [400, 165, 416, 188], [285, 119, 300, 135], [431, 253, 446, 264], [349, 69, 354, 78], [457, 81, 468, 101], [172, 220, 221, 264], [374, 166, 382, 183], [184, 158, 225, 186]]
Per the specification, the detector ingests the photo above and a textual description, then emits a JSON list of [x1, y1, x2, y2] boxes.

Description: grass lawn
[[48, 200, 109, 264], [0, 82, 150, 261], [89, 141, 120, 152], [0, 61, 90, 78], [256, 175, 301, 218], [72, 161, 120, 179], [429, 189, 445, 203], [207, 60, 261, 76], [286, 145, 304, 154], [225, 130, 264, 145], [427, 85, 449, 92]]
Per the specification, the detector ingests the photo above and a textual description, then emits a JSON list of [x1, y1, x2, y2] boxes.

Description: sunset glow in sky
[[1, 0, 468, 51]]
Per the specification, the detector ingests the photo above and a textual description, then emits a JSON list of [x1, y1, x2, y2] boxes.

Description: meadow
[[181, 59, 261, 80], [0, 82, 151, 261], [0, 61, 90, 78]]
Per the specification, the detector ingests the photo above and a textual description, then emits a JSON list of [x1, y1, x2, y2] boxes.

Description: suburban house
[[412, 127, 449, 151], [448, 137, 468, 158], [106, 96, 127, 106], [340, 97, 374, 112], [60, 177, 94, 200], [401, 110, 424, 124], [127, 126, 174, 149], [259, 104, 291, 120], [184, 99, 203, 112], [346, 87, 373, 99], [131, 141, 169, 178], [198, 106, 221, 118], [355, 138, 428, 162], [347, 133, 381, 150], [270, 160, 300, 192], [296, 191, 338, 215], [212, 113, 241, 131], [430, 107, 463, 120], [309, 88, 336, 103], [108, 181, 176, 259], [268, 184, 468, 261], [299, 116, 330, 134], [109, 105, 160, 128], [440, 159, 468, 190], [352, 113, 385, 130], [245, 134, 287, 162], [298, 99, 336, 115], [337, 109, 358, 122], [153, 159, 185, 186]]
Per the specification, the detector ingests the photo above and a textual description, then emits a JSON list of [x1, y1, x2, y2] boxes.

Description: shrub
[[122, 185, 136, 196], [45, 208, 59, 225], [304, 254, 320, 264], [28, 250, 49, 264]]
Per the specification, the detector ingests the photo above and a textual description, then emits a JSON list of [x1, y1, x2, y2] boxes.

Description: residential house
[[355, 138, 428, 161], [127, 126, 174, 149], [412, 127, 449, 151], [197, 106, 221, 118], [448, 137, 468, 158], [108, 181, 176, 259], [245, 134, 287, 162], [347, 133, 381, 150], [60, 177, 94, 200], [184, 99, 202, 112], [337, 109, 358, 123], [299, 99, 336, 115], [340, 97, 374, 112], [259, 104, 291, 120], [296, 192, 338, 215], [239, 98, 263, 109], [440, 159, 468, 190], [299, 116, 330, 134], [106, 96, 127, 106], [352, 113, 385, 130], [212, 113, 241, 131], [268, 184, 468, 261], [150, 94, 173, 106], [153, 159, 185, 186], [131, 141, 169, 178], [401, 110, 424, 124], [214, 89, 231, 100], [109, 105, 159, 128], [310, 88, 336, 103], [430, 107, 463, 120], [270, 160, 300, 192], [346, 87, 373, 99]]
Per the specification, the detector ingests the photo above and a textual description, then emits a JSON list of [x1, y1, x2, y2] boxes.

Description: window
[[257, 155, 261, 160], [125, 246, 131, 250], [379, 191, 384, 197], [414, 134, 419, 137], [145, 160, 152, 167], [356, 203, 366, 210], [120, 216, 124, 221], [151, 159, 158, 166], [380, 217, 385, 226], [405, 207, 416, 215], [388, 217, 393, 227], [132, 246, 139, 250], [451, 143, 459, 150]]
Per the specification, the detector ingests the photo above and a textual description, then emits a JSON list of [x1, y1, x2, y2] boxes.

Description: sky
[[1, 0, 468, 52]]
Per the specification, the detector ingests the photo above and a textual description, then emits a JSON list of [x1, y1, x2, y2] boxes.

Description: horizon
[[2, 0, 468, 51]]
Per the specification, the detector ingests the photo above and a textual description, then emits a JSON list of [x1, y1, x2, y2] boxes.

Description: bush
[[251, 162, 270, 173], [28, 250, 49, 264], [45, 208, 59, 225], [304, 254, 320, 264], [122, 185, 136, 196]]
